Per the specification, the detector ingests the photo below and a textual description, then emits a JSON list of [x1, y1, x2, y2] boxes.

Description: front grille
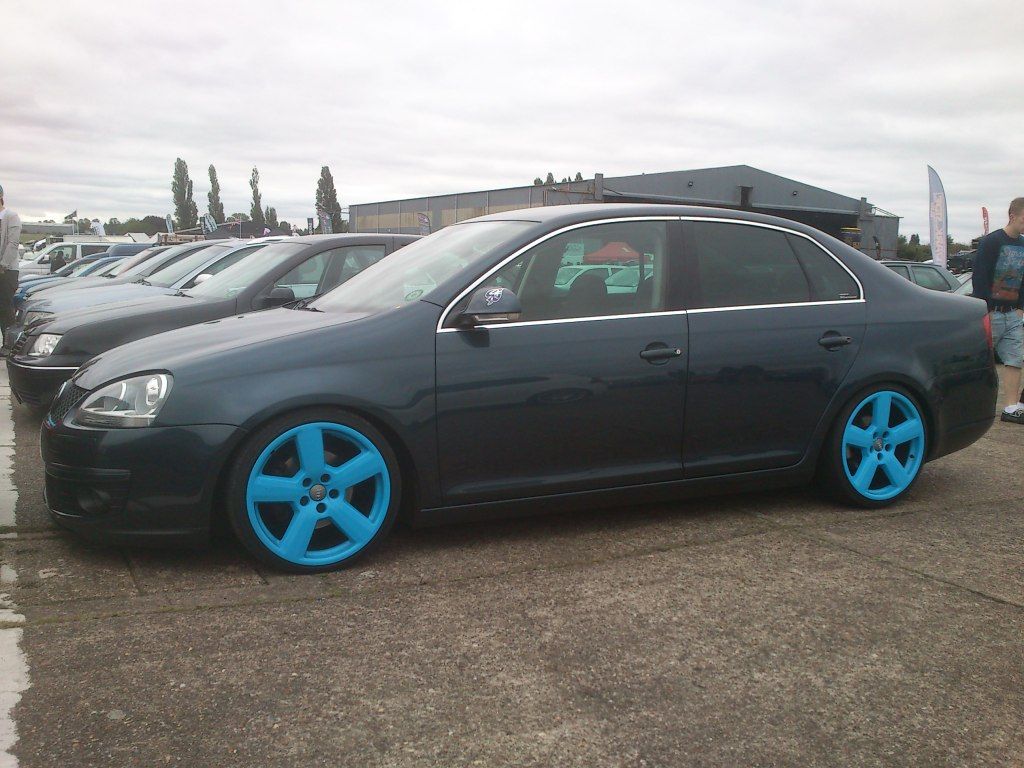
[[11, 333, 28, 356], [48, 383, 88, 424]]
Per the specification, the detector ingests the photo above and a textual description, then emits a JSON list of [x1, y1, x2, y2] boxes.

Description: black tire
[[817, 383, 928, 509], [225, 407, 402, 573]]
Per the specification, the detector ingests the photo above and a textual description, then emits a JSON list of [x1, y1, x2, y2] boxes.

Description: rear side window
[[886, 264, 910, 279], [911, 265, 952, 291], [81, 245, 110, 257], [690, 223, 810, 308], [786, 235, 860, 300]]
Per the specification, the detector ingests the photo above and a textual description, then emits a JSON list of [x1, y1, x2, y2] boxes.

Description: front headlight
[[23, 310, 52, 327], [27, 333, 61, 357], [74, 373, 173, 428]]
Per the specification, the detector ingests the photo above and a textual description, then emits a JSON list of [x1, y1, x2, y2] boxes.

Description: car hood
[[24, 284, 173, 315], [75, 307, 372, 390], [30, 293, 204, 335]]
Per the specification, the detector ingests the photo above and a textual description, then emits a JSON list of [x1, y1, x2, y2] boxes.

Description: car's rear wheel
[[225, 409, 400, 573], [820, 385, 927, 507]]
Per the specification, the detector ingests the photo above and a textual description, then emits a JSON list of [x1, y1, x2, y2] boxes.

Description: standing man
[[0, 184, 22, 349], [972, 197, 1024, 423]]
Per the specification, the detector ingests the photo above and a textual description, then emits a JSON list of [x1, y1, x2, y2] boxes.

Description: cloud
[[2, 0, 1020, 240]]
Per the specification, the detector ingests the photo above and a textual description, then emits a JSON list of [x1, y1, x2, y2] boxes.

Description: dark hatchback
[[41, 205, 997, 572], [9, 235, 414, 406]]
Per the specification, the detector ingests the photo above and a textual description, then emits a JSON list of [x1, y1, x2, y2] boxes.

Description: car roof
[[280, 234, 421, 246]]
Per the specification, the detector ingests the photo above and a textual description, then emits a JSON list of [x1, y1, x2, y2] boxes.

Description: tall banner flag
[[202, 213, 217, 235], [165, 214, 174, 234], [417, 212, 431, 235], [306, 217, 314, 234], [927, 166, 948, 268], [982, 207, 990, 235]]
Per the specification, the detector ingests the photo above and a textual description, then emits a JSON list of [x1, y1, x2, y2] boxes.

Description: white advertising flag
[[927, 166, 948, 268]]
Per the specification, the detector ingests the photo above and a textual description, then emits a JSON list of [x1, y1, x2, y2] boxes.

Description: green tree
[[278, 220, 292, 234], [315, 166, 344, 234], [533, 177, 543, 185], [545, 172, 555, 184], [265, 206, 279, 229], [249, 167, 265, 226], [207, 164, 225, 222], [171, 158, 199, 229], [574, 172, 584, 182], [228, 212, 251, 222]]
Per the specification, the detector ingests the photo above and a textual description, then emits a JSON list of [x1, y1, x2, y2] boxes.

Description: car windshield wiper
[[134, 278, 151, 286], [288, 297, 323, 312], [173, 290, 193, 298]]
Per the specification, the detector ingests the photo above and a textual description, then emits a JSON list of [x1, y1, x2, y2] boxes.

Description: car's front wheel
[[820, 385, 927, 507], [225, 409, 401, 573]]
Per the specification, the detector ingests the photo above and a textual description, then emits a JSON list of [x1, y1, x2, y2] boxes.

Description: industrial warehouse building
[[349, 165, 900, 259]]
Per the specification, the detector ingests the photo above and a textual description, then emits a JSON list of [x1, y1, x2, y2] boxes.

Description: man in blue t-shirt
[[972, 197, 1024, 423]]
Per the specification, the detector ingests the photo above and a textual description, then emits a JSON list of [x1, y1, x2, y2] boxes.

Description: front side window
[[480, 220, 670, 322], [47, 245, 75, 263], [690, 223, 812, 309]]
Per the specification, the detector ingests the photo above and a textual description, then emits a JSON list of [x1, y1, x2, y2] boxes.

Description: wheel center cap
[[872, 438, 884, 452], [309, 484, 327, 502]]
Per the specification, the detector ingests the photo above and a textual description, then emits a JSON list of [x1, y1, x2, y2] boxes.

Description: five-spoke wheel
[[823, 386, 927, 507], [227, 410, 400, 572]]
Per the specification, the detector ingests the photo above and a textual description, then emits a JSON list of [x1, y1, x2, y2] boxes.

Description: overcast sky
[[3, 0, 1021, 241]]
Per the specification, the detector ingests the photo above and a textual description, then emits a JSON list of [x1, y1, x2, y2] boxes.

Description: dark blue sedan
[[41, 205, 997, 572]]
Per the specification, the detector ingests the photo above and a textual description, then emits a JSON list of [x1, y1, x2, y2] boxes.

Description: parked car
[[879, 260, 961, 292], [8, 239, 279, 347], [10, 234, 415, 406], [13, 255, 125, 306], [17, 241, 148, 277], [947, 250, 976, 273], [955, 273, 974, 295], [39, 206, 996, 572]]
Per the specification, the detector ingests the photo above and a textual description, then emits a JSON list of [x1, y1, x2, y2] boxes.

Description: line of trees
[[534, 172, 584, 185], [167, 160, 348, 235]]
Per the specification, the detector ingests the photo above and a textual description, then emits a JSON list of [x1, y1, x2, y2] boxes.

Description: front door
[[435, 219, 689, 506], [681, 220, 866, 477]]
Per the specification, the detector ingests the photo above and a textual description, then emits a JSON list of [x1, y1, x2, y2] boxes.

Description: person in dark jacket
[[49, 248, 67, 273], [972, 197, 1024, 423]]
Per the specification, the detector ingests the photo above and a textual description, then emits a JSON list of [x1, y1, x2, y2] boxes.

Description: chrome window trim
[[437, 309, 690, 333], [7, 361, 78, 371], [435, 215, 865, 333]]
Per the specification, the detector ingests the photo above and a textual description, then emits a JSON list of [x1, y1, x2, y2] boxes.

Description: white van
[[17, 241, 116, 277]]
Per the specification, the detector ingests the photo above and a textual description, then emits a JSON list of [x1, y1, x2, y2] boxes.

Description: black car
[[9, 234, 414, 407], [41, 205, 997, 572], [879, 260, 961, 291]]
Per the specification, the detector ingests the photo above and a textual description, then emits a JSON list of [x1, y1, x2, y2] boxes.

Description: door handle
[[639, 346, 682, 362], [818, 333, 853, 350]]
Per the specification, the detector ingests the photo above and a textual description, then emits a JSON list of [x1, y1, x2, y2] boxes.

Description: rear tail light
[[983, 313, 993, 352]]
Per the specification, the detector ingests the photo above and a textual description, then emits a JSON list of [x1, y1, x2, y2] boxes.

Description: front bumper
[[42, 417, 243, 546], [7, 358, 77, 407]]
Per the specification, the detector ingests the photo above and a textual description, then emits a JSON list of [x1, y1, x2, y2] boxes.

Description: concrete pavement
[[1, 370, 1022, 767]]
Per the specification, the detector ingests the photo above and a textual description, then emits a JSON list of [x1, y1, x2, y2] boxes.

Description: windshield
[[188, 242, 306, 299], [144, 243, 231, 287], [108, 246, 165, 276], [312, 221, 533, 314], [66, 260, 100, 277], [90, 259, 124, 277]]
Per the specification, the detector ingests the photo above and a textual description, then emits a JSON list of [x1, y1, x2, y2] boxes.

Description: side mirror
[[192, 273, 212, 285], [259, 286, 295, 308], [455, 286, 522, 328]]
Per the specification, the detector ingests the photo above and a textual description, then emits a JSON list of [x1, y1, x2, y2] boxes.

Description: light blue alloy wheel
[[841, 391, 925, 501], [245, 421, 391, 567]]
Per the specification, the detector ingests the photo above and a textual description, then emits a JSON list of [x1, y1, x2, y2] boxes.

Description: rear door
[[681, 220, 866, 477]]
